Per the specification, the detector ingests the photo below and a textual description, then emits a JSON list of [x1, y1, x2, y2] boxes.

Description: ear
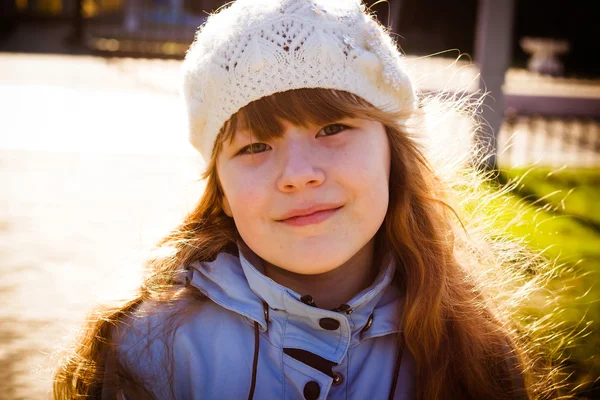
[[222, 194, 233, 217]]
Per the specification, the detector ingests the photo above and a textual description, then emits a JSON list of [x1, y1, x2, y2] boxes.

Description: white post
[[474, 0, 516, 169], [125, 0, 142, 32], [170, 0, 183, 19]]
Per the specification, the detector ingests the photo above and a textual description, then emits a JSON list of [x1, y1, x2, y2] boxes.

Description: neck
[[263, 240, 378, 310]]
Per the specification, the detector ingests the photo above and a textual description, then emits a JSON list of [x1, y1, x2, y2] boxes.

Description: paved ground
[[0, 150, 204, 399], [0, 53, 203, 399]]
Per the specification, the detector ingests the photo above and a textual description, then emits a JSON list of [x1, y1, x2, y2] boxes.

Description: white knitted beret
[[182, 0, 416, 160]]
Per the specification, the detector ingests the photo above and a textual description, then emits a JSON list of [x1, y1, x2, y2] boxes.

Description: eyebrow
[[230, 116, 358, 145], [229, 128, 259, 147]]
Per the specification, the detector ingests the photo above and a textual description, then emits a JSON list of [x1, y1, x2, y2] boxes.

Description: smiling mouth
[[278, 206, 343, 227]]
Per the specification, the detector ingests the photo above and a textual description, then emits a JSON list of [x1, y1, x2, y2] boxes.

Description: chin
[[275, 250, 353, 275], [288, 263, 340, 275]]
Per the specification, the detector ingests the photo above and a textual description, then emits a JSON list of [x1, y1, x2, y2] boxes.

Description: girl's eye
[[318, 124, 350, 137], [238, 142, 271, 155]]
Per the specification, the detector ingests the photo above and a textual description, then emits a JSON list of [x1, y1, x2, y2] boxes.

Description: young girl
[[54, 0, 547, 399]]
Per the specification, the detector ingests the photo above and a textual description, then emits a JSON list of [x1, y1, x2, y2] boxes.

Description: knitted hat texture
[[182, 0, 416, 160]]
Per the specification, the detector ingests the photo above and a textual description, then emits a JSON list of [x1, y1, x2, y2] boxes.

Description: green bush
[[493, 168, 600, 397], [500, 168, 600, 227]]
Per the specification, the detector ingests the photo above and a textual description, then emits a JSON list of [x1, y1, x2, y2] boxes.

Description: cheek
[[354, 161, 390, 207], [221, 170, 270, 222], [340, 133, 391, 221], [342, 134, 390, 191]]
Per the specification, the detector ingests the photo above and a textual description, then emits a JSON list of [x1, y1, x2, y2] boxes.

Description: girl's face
[[216, 116, 390, 275]]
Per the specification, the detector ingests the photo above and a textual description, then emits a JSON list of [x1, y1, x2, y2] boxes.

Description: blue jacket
[[116, 245, 415, 399]]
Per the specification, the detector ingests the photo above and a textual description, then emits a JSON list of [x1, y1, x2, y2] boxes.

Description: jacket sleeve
[[99, 304, 179, 400]]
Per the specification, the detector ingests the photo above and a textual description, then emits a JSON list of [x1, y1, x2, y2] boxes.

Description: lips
[[277, 204, 343, 227]]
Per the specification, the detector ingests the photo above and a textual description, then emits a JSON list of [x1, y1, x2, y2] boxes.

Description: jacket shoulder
[[112, 294, 255, 396]]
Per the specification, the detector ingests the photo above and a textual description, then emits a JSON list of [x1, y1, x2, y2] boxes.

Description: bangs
[[218, 89, 389, 146]]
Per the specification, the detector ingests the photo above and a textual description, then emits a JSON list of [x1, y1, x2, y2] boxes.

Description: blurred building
[[1, 0, 599, 167], [5, 0, 597, 76]]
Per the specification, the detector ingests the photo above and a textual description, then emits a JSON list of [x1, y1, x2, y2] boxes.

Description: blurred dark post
[[70, 0, 84, 43], [389, 0, 403, 32], [369, 0, 403, 32], [474, 0, 515, 169], [185, 0, 223, 15], [0, 0, 17, 37]]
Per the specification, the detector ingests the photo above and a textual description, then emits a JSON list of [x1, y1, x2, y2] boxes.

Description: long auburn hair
[[53, 88, 559, 399]]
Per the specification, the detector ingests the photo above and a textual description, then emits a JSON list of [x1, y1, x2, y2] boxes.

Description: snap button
[[332, 372, 344, 386], [262, 300, 269, 323], [303, 381, 320, 400], [360, 313, 374, 334], [301, 295, 317, 307], [319, 318, 340, 330]]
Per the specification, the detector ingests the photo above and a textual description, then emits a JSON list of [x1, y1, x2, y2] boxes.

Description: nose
[[276, 141, 325, 193]]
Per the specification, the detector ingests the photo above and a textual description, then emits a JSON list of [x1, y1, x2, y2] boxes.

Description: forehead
[[233, 116, 315, 137], [217, 89, 381, 152], [232, 116, 362, 149]]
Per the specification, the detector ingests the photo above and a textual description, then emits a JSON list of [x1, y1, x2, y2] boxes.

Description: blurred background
[[0, 0, 599, 398]]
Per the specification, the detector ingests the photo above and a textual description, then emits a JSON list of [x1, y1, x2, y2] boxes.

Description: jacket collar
[[187, 244, 402, 361]]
